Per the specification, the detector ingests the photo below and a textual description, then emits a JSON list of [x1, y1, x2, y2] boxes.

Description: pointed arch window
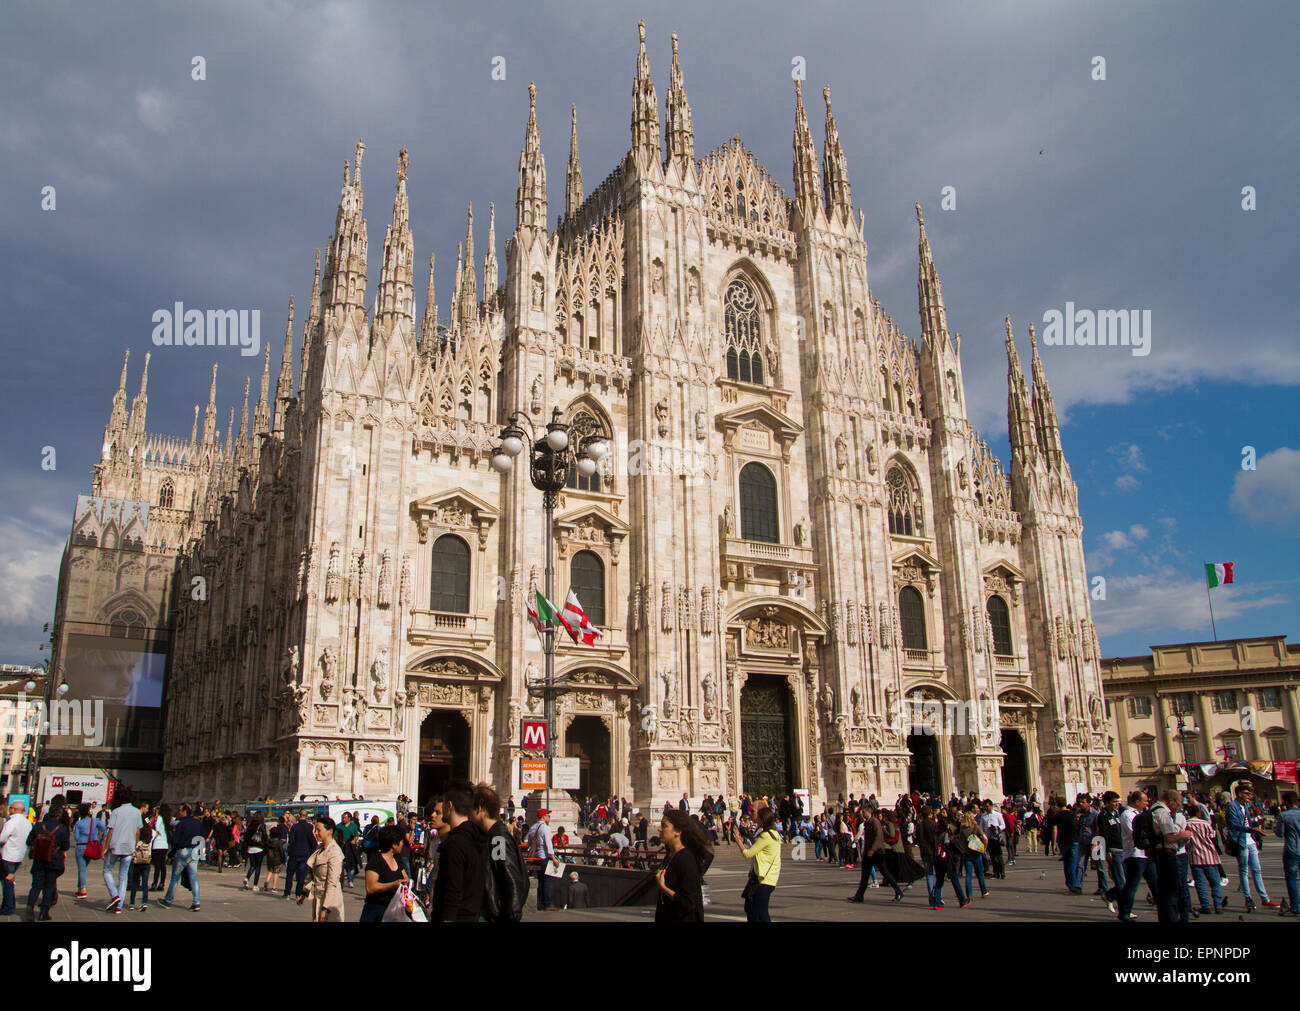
[[886, 467, 920, 536], [569, 550, 605, 629], [987, 595, 1013, 656], [899, 586, 927, 651], [158, 480, 174, 510], [430, 534, 470, 613], [724, 277, 764, 385], [564, 409, 604, 493], [739, 461, 779, 543]]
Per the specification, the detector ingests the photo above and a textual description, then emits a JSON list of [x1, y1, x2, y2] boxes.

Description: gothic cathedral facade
[[73, 23, 1113, 809]]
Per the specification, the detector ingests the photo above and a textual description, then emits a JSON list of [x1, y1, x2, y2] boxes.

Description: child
[[129, 822, 153, 911]]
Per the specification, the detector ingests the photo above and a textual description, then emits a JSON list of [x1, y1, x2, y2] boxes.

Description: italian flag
[[1205, 562, 1235, 588], [562, 589, 603, 646], [525, 590, 576, 639]]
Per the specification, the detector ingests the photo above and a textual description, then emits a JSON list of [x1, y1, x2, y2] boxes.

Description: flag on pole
[[562, 589, 603, 646], [526, 590, 575, 640], [1205, 562, 1235, 588]]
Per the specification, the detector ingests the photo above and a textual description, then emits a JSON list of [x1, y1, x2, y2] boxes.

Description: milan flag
[[562, 590, 603, 645]]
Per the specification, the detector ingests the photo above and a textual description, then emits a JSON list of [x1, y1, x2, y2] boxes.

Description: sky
[[1, 0, 1297, 665]]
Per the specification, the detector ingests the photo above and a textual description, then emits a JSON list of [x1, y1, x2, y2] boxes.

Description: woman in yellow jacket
[[734, 805, 781, 922]]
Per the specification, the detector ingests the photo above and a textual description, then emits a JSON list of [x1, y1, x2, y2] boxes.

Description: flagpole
[[1204, 563, 1218, 642]]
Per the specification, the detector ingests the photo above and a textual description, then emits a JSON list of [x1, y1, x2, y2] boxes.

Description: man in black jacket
[[471, 783, 528, 922], [432, 781, 487, 922]]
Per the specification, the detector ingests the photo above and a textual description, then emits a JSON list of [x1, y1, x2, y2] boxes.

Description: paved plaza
[[3, 846, 1296, 924]]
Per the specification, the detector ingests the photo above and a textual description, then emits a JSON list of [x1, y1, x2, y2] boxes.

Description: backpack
[[1131, 808, 1156, 852], [132, 839, 152, 865], [31, 820, 59, 863]]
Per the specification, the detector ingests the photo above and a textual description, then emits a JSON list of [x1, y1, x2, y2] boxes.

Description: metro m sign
[[521, 719, 547, 751]]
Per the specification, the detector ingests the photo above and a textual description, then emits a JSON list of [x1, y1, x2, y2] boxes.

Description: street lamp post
[[1175, 711, 1198, 791], [492, 407, 610, 826]]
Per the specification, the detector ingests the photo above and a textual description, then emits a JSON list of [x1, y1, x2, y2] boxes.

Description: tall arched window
[[987, 595, 1013, 656], [886, 467, 920, 536], [569, 550, 605, 628], [564, 409, 604, 493], [429, 534, 470, 613], [739, 462, 779, 543], [899, 586, 927, 651], [724, 277, 763, 385], [158, 480, 174, 510]]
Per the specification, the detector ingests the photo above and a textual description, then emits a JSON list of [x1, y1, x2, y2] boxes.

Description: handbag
[[83, 819, 103, 861], [966, 834, 986, 854]]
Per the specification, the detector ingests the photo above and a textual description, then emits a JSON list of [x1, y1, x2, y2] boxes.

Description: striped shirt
[[1186, 817, 1221, 866]]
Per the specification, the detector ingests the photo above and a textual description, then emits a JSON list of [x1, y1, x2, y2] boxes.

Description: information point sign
[[521, 759, 547, 790]]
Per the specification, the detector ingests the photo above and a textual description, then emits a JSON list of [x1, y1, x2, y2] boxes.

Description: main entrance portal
[[740, 676, 793, 799], [418, 710, 469, 810], [565, 715, 611, 798], [1001, 728, 1029, 796], [907, 732, 941, 795]]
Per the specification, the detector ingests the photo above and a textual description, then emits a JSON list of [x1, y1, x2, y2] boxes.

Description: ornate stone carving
[[399, 552, 411, 605], [370, 648, 390, 704], [377, 549, 392, 608], [655, 398, 670, 437], [660, 581, 674, 631], [743, 616, 789, 650], [284, 646, 299, 687], [699, 584, 713, 636], [851, 684, 864, 725], [318, 647, 336, 701], [701, 671, 717, 721], [324, 542, 341, 602], [660, 668, 676, 719]]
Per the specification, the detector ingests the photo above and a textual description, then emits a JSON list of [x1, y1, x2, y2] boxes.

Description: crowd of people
[[2, 780, 1295, 924]]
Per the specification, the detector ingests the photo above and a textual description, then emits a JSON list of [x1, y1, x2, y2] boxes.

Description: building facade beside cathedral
[[58, 23, 1113, 809]]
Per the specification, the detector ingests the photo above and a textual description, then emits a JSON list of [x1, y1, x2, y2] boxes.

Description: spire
[[822, 87, 852, 222], [190, 404, 199, 445], [459, 204, 478, 325], [665, 32, 694, 170], [301, 251, 320, 392], [254, 344, 271, 434], [792, 80, 822, 218], [452, 242, 464, 333], [565, 105, 584, 218], [275, 296, 294, 431], [226, 407, 235, 454], [483, 202, 499, 303], [631, 20, 661, 167], [128, 351, 150, 437], [916, 203, 951, 352], [376, 148, 415, 337], [238, 376, 251, 449], [420, 253, 439, 352], [324, 139, 368, 317], [515, 82, 549, 234], [202, 363, 218, 445], [1029, 324, 1064, 465], [1005, 317, 1037, 461]]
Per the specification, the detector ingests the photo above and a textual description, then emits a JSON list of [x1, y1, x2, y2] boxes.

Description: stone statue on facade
[[284, 646, 299, 687], [851, 685, 865, 726], [319, 646, 336, 701], [701, 672, 717, 720], [660, 669, 676, 719], [371, 648, 390, 704]]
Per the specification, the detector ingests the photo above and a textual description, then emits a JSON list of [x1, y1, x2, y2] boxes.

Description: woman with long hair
[[243, 811, 269, 891], [71, 802, 102, 899], [654, 809, 711, 922], [263, 813, 287, 894], [960, 811, 990, 900], [301, 816, 345, 922], [734, 805, 781, 922], [148, 804, 171, 891]]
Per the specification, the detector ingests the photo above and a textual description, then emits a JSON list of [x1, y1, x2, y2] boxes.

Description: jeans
[[28, 863, 62, 914], [538, 872, 554, 910], [964, 853, 988, 897], [1154, 851, 1181, 924], [1119, 856, 1147, 918], [359, 901, 385, 922], [103, 853, 131, 901], [932, 856, 966, 906], [150, 850, 168, 890], [128, 863, 149, 907], [1, 858, 18, 914], [1109, 854, 1126, 903], [744, 883, 775, 922], [1235, 844, 1270, 904], [245, 851, 264, 886], [1060, 842, 1079, 889], [164, 846, 201, 905], [74, 845, 89, 890], [1191, 863, 1225, 910], [987, 839, 1004, 877], [283, 855, 309, 897], [1283, 852, 1299, 913], [1176, 853, 1192, 922]]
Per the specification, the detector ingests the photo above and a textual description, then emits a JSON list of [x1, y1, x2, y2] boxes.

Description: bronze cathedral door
[[740, 676, 793, 799]]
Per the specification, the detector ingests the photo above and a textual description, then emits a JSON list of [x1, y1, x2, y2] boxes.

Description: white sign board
[[793, 789, 811, 817], [328, 800, 398, 826], [39, 770, 113, 806], [1064, 782, 1088, 806], [552, 757, 581, 790]]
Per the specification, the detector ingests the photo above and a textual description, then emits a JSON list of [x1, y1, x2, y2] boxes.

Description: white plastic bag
[[381, 882, 425, 922]]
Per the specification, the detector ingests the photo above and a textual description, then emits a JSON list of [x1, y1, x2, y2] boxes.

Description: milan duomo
[[69, 24, 1113, 810]]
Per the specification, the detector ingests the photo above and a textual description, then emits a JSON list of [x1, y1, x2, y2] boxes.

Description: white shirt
[[150, 815, 170, 850], [106, 804, 144, 856], [1119, 805, 1141, 862], [0, 811, 30, 862], [977, 811, 1006, 834]]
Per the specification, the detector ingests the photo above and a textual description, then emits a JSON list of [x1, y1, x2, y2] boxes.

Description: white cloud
[[1230, 447, 1300, 531], [1128, 523, 1149, 541], [1102, 530, 1133, 550], [0, 514, 64, 626], [1115, 473, 1140, 492], [135, 89, 173, 132], [1093, 570, 1291, 643]]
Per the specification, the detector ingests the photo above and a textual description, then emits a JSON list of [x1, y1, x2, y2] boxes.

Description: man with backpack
[[472, 783, 528, 922], [1118, 789, 1158, 921], [25, 799, 70, 921], [1149, 790, 1193, 924]]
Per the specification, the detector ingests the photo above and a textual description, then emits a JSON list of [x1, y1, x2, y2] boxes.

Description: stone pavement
[[1, 846, 1295, 924]]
